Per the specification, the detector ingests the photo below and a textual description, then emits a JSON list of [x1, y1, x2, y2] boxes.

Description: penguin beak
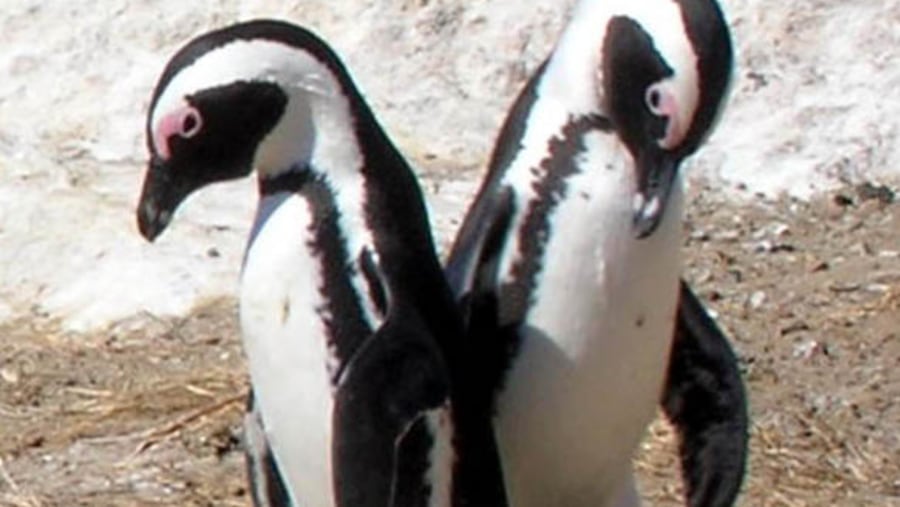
[[136, 157, 192, 242], [632, 151, 679, 239]]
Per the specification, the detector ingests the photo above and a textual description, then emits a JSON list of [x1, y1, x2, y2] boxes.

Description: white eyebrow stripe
[[549, 0, 700, 128], [151, 39, 331, 137]]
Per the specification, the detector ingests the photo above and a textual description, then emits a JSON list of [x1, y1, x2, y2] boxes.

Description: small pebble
[[771, 222, 791, 236], [809, 260, 829, 272], [781, 321, 810, 335], [0, 367, 19, 384], [832, 193, 853, 207], [753, 240, 773, 253], [864, 283, 890, 293], [689, 229, 710, 241], [856, 182, 895, 204], [717, 229, 741, 242], [749, 291, 767, 309], [793, 339, 820, 359], [829, 283, 861, 293]]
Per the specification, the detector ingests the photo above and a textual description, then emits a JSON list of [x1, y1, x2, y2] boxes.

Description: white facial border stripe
[[150, 38, 335, 154], [552, 0, 701, 135]]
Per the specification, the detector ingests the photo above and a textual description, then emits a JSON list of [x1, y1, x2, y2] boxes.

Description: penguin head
[[137, 20, 357, 241], [553, 0, 733, 237]]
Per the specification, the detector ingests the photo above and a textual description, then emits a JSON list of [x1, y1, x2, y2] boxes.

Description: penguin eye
[[178, 107, 203, 138], [645, 85, 664, 115]]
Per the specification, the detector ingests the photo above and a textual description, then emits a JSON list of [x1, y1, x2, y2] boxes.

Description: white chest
[[495, 137, 684, 505], [239, 194, 336, 506]]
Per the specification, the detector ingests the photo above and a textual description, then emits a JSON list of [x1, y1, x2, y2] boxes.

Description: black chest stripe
[[304, 176, 375, 385], [258, 168, 311, 195], [260, 169, 374, 385], [498, 114, 612, 325]]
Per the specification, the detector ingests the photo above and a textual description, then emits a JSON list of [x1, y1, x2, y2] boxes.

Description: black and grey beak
[[632, 151, 679, 239], [136, 157, 193, 242]]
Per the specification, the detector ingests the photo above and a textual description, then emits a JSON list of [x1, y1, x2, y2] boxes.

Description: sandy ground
[[2, 175, 899, 507]]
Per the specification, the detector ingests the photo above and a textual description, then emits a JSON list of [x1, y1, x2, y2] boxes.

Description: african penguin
[[445, 0, 746, 506], [136, 19, 507, 507]]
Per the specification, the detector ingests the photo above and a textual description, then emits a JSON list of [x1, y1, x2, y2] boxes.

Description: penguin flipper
[[662, 280, 748, 507], [333, 316, 452, 507], [445, 186, 515, 311], [244, 390, 292, 507]]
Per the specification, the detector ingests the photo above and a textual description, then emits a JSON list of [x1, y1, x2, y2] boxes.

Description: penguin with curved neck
[[137, 19, 507, 507], [446, 0, 746, 505]]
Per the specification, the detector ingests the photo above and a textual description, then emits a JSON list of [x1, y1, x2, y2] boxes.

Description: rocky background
[[0, 0, 898, 505]]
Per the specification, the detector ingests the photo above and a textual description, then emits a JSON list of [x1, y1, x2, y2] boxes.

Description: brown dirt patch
[[2, 181, 899, 506]]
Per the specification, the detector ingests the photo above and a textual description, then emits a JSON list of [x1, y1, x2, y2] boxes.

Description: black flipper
[[358, 248, 509, 506], [445, 186, 516, 320], [333, 312, 451, 507], [662, 280, 748, 507], [244, 391, 292, 507], [444, 184, 519, 400], [443, 188, 517, 507]]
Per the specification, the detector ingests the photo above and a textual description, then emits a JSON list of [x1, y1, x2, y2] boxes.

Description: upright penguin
[[446, 0, 746, 505], [136, 20, 506, 507]]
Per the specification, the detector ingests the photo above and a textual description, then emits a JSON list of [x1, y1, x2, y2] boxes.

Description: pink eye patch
[[657, 93, 682, 149], [152, 105, 203, 160], [646, 85, 683, 149]]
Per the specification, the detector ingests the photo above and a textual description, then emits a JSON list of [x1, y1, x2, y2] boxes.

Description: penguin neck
[[252, 74, 441, 308], [540, 21, 609, 120], [254, 82, 375, 257]]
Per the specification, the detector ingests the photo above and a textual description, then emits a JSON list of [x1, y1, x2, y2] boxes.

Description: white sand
[[0, 0, 896, 330]]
